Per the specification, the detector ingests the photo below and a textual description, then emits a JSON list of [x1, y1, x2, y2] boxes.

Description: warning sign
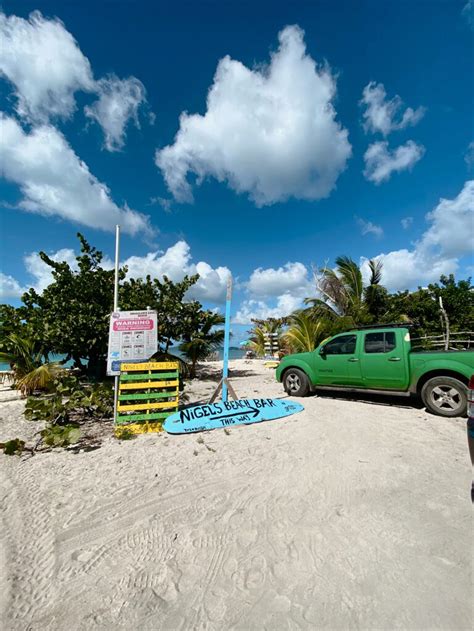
[[107, 310, 158, 376]]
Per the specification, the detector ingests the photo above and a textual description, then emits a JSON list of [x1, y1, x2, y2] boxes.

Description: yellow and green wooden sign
[[114, 361, 179, 436]]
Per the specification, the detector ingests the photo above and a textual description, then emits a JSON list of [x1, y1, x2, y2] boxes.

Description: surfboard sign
[[162, 398, 304, 434]]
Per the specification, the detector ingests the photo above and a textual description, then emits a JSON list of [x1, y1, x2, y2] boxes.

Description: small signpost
[[108, 225, 165, 434], [208, 275, 238, 403]]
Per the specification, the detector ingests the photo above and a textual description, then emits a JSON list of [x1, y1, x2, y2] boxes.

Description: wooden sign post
[[208, 275, 238, 403]]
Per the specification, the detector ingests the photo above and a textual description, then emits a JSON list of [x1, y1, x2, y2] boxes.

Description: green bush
[[25, 374, 113, 424], [1, 438, 26, 456], [40, 425, 81, 448]]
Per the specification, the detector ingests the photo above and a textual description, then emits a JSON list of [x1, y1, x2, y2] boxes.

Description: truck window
[[324, 334, 357, 355], [364, 332, 396, 353]]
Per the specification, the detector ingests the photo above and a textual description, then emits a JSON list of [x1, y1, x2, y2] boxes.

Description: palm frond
[[368, 258, 383, 286], [335, 256, 363, 303]]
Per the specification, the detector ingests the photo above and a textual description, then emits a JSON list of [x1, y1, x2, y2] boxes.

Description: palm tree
[[0, 334, 59, 396], [179, 312, 225, 378], [282, 312, 330, 353], [363, 259, 389, 321], [306, 256, 385, 325]]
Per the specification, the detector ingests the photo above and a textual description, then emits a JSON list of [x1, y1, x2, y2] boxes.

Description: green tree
[[385, 275, 474, 336], [21, 234, 121, 379], [119, 275, 201, 352], [17, 234, 212, 379], [179, 311, 225, 378]]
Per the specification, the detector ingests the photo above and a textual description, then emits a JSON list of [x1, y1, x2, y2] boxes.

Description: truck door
[[314, 333, 363, 386], [360, 331, 408, 390]]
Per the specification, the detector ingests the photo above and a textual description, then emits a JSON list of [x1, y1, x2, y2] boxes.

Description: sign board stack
[[115, 361, 179, 436], [106, 309, 178, 436], [263, 332, 279, 358]]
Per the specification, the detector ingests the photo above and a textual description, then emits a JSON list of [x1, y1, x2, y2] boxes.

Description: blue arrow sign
[[162, 398, 304, 434]]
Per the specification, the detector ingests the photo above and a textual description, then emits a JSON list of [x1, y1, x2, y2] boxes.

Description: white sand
[[0, 359, 472, 630]]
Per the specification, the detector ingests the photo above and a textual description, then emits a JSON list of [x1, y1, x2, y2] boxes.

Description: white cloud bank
[[246, 262, 312, 297], [156, 25, 351, 206], [0, 114, 152, 235], [234, 294, 304, 325], [2, 241, 230, 304], [234, 260, 313, 324], [360, 82, 425, 136], [361, 181, 474, 291], [0, 10, 148, 150], [122, 241, 231, 303], [0, 273, 27, 299], [364, 140, 425, 184]]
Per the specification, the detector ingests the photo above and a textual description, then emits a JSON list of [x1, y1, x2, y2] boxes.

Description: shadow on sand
[[311, 388, 424, 412]]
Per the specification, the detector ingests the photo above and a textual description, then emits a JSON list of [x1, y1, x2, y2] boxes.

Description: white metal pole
[[113, 225, 120, 426], [222, 275, 232, 402]]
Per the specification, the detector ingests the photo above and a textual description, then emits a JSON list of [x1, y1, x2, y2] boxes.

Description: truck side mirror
[[319, 346, 326, 356]]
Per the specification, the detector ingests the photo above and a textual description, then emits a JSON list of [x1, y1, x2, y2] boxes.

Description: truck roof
[[348, 324, 413, 331]]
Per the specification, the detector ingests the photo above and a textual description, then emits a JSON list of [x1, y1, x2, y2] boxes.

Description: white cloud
[[23, 248, 79, 293], [401, 216, 413, 230], [360, 82, 425, 136], [85, 75, 147, 151], [9, 241, 229, 303], [247, 262, 312, 297], [465, 141, 474, 169], [462, 1, 474, 29], [156, 24, 351, 206], [233, 293, 303, 325], [361, 181, 474, 291], [421, 180, 474, 258], [0, 10, 94, 121], [0, 11, 149, 150], [357, 217, 383, 238], [0, 272, 26, 299], [234, 260, 312, 324], [121, 241, 230, 303], [363, 140, 425, 184], [0, 114, 152, 235]]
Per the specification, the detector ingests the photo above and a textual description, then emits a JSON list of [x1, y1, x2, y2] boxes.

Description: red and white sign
[[107, 310, 158, 376]]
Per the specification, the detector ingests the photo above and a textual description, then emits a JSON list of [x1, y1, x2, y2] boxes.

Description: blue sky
[[0, 0, 473, 343]]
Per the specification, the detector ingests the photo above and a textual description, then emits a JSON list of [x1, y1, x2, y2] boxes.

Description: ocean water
[[0, 347, 246, 371]]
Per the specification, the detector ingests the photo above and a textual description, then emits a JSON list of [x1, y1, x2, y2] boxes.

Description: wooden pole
[[222, 275, 232, 402], [113, 225, 120, 426]]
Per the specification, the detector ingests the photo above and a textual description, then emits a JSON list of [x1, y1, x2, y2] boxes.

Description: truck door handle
[[388, 357, 401, 361], [348, 358, 359, 362]]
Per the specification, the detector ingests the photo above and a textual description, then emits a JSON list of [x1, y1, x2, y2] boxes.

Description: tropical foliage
[[282, 312, 330, 353], [179, 312, 225, 378], [306, 255, 386, 325], [0, 333, 59, 395], [248, 263, 472, 356]]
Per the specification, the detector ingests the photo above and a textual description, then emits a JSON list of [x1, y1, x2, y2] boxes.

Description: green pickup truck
[[276, 326, 474, 417]]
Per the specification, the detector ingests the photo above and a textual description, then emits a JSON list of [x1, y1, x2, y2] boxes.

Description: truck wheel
[[283, 368, 310, 397], [421, 376, 467, 417]]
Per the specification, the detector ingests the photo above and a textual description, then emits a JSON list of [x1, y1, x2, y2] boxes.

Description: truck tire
[[421, 376, 467, 417], [283, 368, 310, 397]]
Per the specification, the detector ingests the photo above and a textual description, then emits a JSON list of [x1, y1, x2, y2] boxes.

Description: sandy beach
[[0, 359, 472, 630]]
